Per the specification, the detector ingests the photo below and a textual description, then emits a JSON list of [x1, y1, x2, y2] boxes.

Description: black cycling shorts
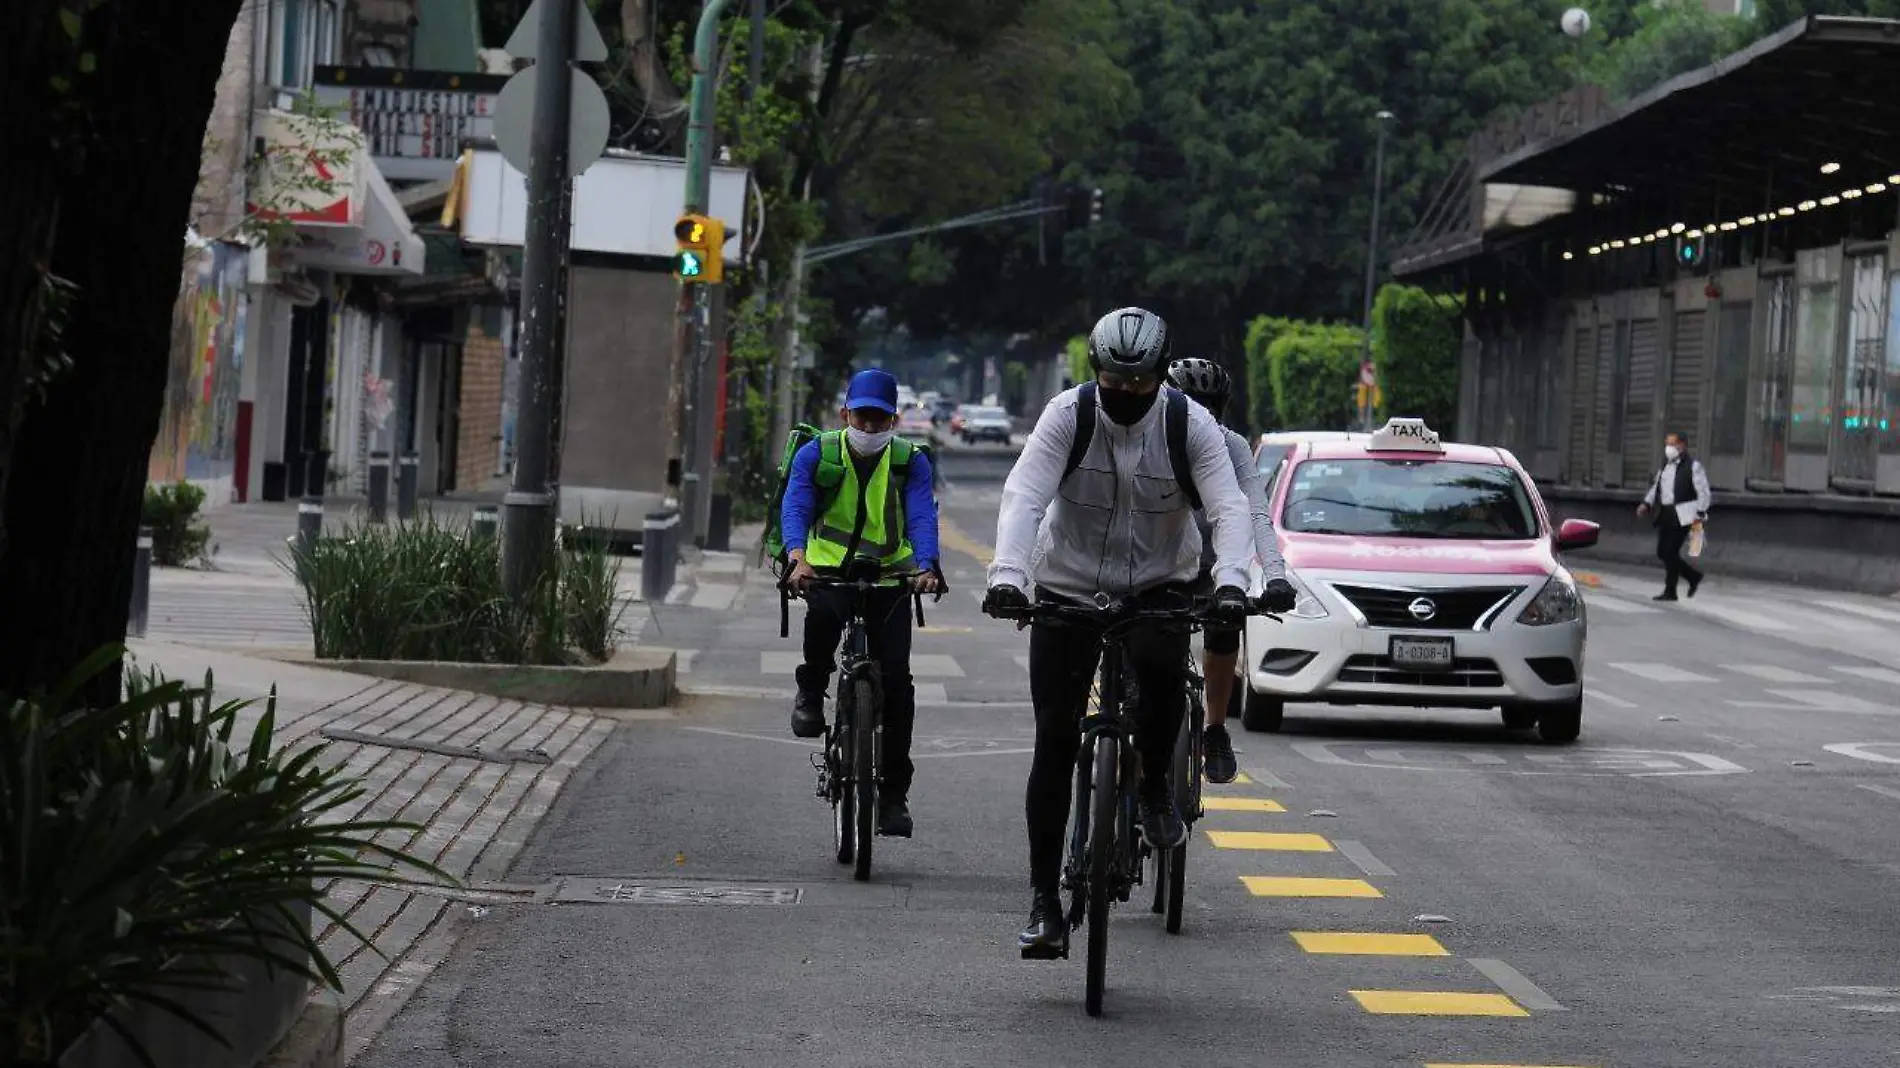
[[1203, 622, 1240, 656]]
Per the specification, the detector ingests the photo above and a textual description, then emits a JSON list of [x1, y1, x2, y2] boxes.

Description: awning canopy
[[1481, 16, 1900, 222], [283, 159, 425, 277]]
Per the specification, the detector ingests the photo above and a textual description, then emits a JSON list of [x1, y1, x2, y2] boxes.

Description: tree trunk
[[0, 3, 66, 565], [0, 0, 244, 705]]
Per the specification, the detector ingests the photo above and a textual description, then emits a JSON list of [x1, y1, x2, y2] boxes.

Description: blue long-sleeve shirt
[[781, 438, 939, 570]]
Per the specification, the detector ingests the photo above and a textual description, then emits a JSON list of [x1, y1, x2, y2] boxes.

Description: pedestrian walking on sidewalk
[[1636, 431, 1711, 602]]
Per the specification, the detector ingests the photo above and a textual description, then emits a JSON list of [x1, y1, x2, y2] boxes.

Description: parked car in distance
[[898, 406, 937, 439], [959, 406, 1013, 444]]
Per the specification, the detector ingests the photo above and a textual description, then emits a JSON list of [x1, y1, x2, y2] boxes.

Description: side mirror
[[1555, 518, 1600, 551]]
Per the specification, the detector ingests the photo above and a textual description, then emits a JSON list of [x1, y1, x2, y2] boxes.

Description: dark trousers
[[796, 585, 916, 795], [1024, 587, 1190, 891], [1656, 510, 1703, 595]]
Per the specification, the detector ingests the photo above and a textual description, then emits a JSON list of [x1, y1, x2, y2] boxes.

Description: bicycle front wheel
[[852, 676, 878, 882], [1085, 736, 1118, 1017], [1164, 700, 1198, 934]]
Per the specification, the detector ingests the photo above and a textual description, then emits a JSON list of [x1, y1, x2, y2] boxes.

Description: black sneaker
[[790, 689, 826, 738], [877, 794, 912, 837], [1204, 723, 1238, 785], [1139, 791, 1186, 849], [1019, 888, 1069, 959]]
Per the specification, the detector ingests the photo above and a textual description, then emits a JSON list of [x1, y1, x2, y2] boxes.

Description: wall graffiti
[[150, 241, 247, 490]]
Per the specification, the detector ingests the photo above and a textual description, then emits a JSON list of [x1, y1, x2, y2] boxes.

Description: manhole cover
[[573, 880, 803, 906]]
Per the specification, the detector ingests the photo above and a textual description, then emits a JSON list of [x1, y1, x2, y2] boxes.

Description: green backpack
[[760, 426, 931, 571]]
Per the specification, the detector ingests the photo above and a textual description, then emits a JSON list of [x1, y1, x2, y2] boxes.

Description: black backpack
[[1058, 382, 1203, 510]]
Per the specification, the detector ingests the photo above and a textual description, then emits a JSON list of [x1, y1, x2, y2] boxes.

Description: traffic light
[[673, 213, 724, 284], [1675, 233, 1706, 270], [1089, 187, 1105, 225]]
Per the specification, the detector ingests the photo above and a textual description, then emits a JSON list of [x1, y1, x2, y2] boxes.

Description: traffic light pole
[[502, 0, 576, 605], [1358, 110, 1394, 432], [672, 0, 734, 547]]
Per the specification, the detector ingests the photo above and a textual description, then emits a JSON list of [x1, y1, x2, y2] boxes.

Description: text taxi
[[1239, 417, 1601, 744]]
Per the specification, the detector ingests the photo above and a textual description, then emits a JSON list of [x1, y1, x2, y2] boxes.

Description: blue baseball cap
[[844, 368, 899, 414]]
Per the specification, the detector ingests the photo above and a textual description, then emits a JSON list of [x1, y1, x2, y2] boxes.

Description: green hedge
[[1268, 322, 1363, 431], [1243, 316, 1299, 431], [1370, 283, 1462, 429], [1064, 334, 1089, 388]]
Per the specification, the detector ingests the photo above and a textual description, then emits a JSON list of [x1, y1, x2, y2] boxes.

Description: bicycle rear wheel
[[1085, 736, 1118, 1017], [1164, 692, 1201, 934], [832, 702, 854, 866], [852, 677, 878, 882]]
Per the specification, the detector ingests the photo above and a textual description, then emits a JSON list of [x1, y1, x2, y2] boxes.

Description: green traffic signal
[[678, 251, 703, 277]]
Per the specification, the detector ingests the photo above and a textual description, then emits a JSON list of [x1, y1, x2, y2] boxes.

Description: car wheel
[[1535, 698, 1582, 745], [1241, 688, 1283, 733], [1500, 703, 1538, 730]]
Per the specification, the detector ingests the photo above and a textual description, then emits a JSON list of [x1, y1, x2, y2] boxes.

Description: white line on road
[[1857, 783, 1900, 802], [1610, 662, 1718, 684], [909, 654, 966, 678], [1333, 839, 1395, 878], [1773, 604, 1879, 633], [679, 725, 819, 749], [1012, 655, 1030, 671], [1704, 604, 1795, 631], [1588, 689, 1638, 709], [1704, 733, 1758, 750], [1816, 599, 1900, 625], [759, 652, 801, 675], [1466, 958, 1568, 1012], [1766, 689, 1892, 714], [1725, 664, 1831, 684], [1582, 595, 1661, 614], [1834, 665, 1900, 687], [1237, 764, 1293, 790], [1823, 742, 1900, 765]]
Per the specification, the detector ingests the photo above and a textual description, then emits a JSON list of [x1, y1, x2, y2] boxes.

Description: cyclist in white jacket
[[981, 306, 1255, 959], [1164, 357, 1296, 784]]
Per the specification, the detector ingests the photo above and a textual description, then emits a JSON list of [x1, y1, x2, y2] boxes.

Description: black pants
[[1656, 512, 1703, 595], [796, 585, 916, 795], [1024, 586, 1190, 891]]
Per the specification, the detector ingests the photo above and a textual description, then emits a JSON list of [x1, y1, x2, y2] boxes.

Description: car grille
[[1331, 584, 1524, 630], [1337, 655, 1505, 688]]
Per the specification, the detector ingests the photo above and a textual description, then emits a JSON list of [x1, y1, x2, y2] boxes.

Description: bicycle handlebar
[[777, 567, 949, 637], [985, 594, 1283, 637]]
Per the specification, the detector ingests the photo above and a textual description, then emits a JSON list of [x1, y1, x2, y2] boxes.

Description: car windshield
[[1279, 458, 1538, 539], [972, 407, 1006, 419]]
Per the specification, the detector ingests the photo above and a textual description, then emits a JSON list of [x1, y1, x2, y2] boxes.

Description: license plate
[[1389, 636, 1454, 670]]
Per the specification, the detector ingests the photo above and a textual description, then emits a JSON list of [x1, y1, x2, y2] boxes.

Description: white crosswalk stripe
[[1701, 604, 1794, 631], [1772, 603, 1880, 633], [1815, 599, 1900, 625], [1583, 594, 1661, 614], [1610, 662, 1718, 684], [1725, 664, 1831, 684], [1834, 665, 1900, 687], [1766, 689, 1892, 713], [909, 654, 965, 677]]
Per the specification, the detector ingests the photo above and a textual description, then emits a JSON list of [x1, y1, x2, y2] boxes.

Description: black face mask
[[1099, 385, 1158, 425]]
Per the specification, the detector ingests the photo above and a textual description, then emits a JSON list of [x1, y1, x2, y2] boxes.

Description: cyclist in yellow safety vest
[[782, 368, 943, 838]]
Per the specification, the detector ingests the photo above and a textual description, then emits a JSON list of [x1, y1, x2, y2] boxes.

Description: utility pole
[[1359, 109, 1395, 432], [501, 0, 577, 603], [673, 0, 734, 548]]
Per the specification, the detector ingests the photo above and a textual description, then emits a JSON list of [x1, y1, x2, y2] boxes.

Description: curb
[[257, 649, 678, 708], [259, 991, 343, 1068]]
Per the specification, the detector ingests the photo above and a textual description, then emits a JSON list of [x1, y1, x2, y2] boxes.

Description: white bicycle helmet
[[1086, 307, 1171, 379]]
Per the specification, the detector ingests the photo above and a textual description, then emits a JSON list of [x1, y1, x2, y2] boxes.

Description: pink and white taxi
[[1239, 418, 1600, 744]]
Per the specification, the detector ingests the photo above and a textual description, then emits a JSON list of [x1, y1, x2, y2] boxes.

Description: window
[[1752, 275, 1795, 482], [271, 0, 337, 90], [1711, 302, 1751, 458], [1791, 250, 1840, 455], [1883, 272, 1900, 460], [1279, 459, 1537, 541], [1837, 254, 1886, 483]]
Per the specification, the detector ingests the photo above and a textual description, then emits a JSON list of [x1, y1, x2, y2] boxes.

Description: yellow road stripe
[[1426, 1064, 1599, 1068], [1207, 831, 1333, 852], [1201, 797, 1286, 813], [936, 517, 994, 566], [1225, 772, 1255, 785], [1292, 932, 1449, 956], [1242, 876, 1382, 898], [1352, 991, 1529, 1017]]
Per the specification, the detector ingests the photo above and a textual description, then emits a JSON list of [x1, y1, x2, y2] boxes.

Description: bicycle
[[1147, 651, 1205, 935], [990, 590, 1267, 1017], [781, 559, 940, 882]]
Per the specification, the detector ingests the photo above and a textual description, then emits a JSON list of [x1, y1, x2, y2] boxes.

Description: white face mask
[[846, 427, 894, 456], [1664, 444, 1681, 461]]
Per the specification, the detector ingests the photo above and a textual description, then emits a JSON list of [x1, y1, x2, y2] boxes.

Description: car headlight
[[1517, 570, 1582, 626], [1283, 572, 1329, 620]]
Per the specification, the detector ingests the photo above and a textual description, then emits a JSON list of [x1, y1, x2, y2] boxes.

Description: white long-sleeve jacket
[[1200, 427, 1287, 582], [988, 385, 1253, 599]]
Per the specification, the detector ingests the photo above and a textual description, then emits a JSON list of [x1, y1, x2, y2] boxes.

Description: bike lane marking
[[1201, 797, 1286, 813], [1352, 991, 1529, 1017], [1206, 830, 1334, 852], [1293, 932, 1449, 956], [1242, 876, 1383, 898]]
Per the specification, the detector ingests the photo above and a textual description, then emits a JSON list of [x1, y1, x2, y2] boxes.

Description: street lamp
[[1358, 108, 1396, 431]]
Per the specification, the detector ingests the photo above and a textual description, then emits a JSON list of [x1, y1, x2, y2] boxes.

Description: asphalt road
[[357, 442, 1900, 1068]]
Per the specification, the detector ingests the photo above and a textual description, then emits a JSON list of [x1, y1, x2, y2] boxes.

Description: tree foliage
[[1585, 0, 1757, 100], [1268, 322, 1363, 432], [1370, 284, 1462, 430]]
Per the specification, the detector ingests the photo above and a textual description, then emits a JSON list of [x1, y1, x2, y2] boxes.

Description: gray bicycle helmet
[[1166, 357, 1231, 416], [1086, 307, 1171, 378]]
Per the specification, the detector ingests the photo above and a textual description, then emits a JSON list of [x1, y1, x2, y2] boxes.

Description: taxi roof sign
[[1366, 417, 1443, 452]]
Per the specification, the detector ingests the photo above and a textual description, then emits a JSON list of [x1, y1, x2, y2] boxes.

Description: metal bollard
[[471, 505, 500, 542], [397, 452, 420, 520], [128, 526, 153, 638], [641, 509, 680, 603], [297, 497, 323, 559], [367, 450, 391, 523], [706, 492, 732, 552]]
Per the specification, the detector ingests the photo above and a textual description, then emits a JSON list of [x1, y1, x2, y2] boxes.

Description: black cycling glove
[[1211, 584, 1249, 626], [982, 584, 1030, 618], [1260, 577, 1297, 614]]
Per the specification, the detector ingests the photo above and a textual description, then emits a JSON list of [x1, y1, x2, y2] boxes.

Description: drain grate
[[568, 879, 803, 906]]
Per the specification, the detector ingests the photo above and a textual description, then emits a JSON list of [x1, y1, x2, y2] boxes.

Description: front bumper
[[1244, 569, 1585, 709]]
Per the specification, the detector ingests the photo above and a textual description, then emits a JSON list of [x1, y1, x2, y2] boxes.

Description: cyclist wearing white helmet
[[1165, 357, 1296, 784], [982, 307, 1256, 958]]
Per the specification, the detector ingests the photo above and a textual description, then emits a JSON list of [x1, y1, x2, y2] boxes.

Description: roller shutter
[[1567, 325, 1595, 482], [1592, 324, 1615, 484], [1622, 319, 1660, 485], [1668, 310, 1706, 439]]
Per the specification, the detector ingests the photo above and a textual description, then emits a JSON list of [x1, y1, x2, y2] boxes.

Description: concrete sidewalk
[[127, 640, 627, 1064]]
